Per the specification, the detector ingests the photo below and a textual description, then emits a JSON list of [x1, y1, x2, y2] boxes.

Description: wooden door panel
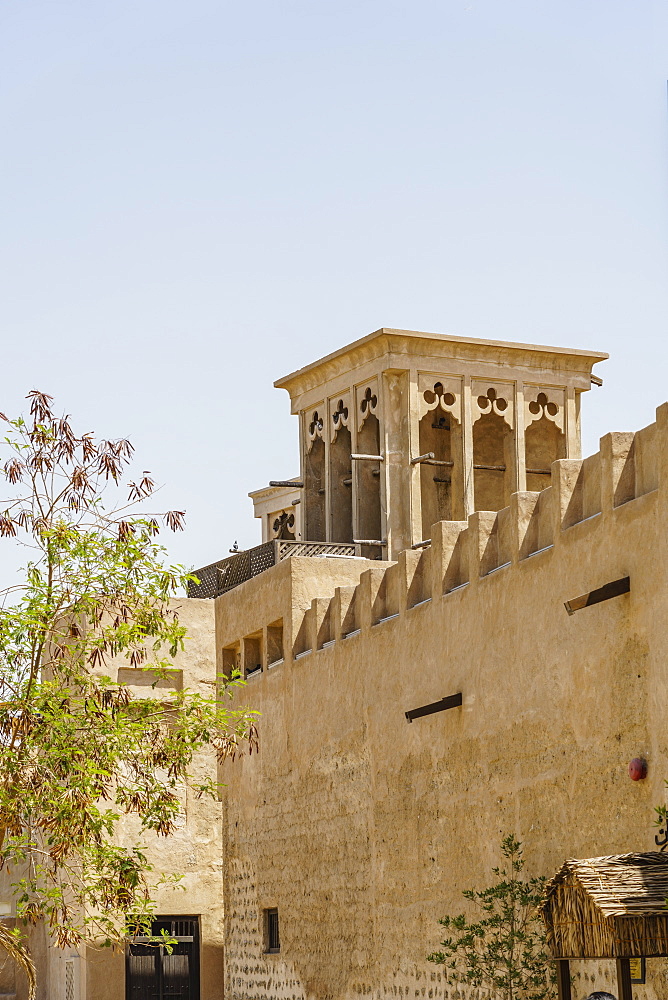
[[126, 918, 199, 1000]]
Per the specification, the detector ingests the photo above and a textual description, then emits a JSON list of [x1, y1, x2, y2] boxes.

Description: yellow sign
[[629, 957, 645, 983]]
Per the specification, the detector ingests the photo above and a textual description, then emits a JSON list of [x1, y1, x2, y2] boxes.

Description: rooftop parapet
[[188, 539, 360, 599], [220, 401, 667, 667]]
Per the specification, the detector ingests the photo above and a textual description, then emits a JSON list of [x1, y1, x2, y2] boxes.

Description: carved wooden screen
[[64, 960, 75, 1000], [126, 916, 200, 1000]]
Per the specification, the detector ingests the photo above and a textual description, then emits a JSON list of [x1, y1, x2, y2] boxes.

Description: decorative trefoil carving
[[357, 382, 379, 430], [306, 408, 324, 450], [272, 509, 296, 539], [523, 386, 565, 432], [417, 375, 462, 422], [330, 395, 350, 442], [471, 381, 514, 429]]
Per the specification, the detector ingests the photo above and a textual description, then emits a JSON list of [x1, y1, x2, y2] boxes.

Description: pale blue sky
[[1, 0, 667, 571]]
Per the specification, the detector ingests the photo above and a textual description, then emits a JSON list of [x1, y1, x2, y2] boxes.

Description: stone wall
[[85, 598, 224, 1000], [218, 404, 668, 1000]]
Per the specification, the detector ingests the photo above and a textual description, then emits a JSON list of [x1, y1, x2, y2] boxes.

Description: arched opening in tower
[[356, 413, 382, 555], [330, 423, 353, 543], [525, 413, 565, 492], [473, 411, 513, 512], [418, 407, 462, 539], [304, 434, 326, 541]]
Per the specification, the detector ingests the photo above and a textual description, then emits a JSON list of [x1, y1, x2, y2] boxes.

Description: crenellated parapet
[[225, 403, 667, 669]]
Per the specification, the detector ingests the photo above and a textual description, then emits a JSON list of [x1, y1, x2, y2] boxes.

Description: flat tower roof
[[275, 327, 608, 396]]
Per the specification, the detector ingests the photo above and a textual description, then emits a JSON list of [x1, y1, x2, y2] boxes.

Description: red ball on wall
[[629, 758, 647, 781]]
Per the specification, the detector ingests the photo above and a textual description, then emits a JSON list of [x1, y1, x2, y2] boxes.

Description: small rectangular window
[[266, 621, 284, 667], [222, 644, 240, 679], [265, 908, 280, 953], [243, 634, 263, 678]]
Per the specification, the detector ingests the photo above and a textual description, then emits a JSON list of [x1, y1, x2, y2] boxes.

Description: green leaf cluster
[[0, 392, 258, 967], [428, 835, 557, 1000]]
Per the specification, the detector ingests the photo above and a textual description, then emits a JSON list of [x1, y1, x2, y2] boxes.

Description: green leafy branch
[[428, 835, 557, 1000]]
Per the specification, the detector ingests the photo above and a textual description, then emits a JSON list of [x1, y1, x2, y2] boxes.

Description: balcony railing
[[188, 539, 358, 599]]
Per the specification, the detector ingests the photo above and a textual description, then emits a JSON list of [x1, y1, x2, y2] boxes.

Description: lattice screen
[[188, 539, 358, 599], [64, 960, 75, 1000]]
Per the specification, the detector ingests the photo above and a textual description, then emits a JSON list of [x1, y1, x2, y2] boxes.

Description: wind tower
[[253, 328, 607, 561]]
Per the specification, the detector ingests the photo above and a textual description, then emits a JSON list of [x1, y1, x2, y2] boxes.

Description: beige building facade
[[83, 599, 225, 1000], [7, 600, 225, 1000], [212, 329, 668, 1000], [15, 327, 668, 1000]]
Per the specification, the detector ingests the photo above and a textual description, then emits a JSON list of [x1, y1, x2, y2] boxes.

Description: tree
[[428, 835, 557, 1000], [0, 391, 257, 995]]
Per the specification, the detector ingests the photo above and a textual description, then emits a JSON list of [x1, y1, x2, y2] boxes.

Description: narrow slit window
[[266, 908, 280, 953], [222, 644, 240, 679]]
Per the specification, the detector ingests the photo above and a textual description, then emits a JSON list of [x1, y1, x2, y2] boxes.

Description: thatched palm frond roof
[[542, 852, 668, 959]]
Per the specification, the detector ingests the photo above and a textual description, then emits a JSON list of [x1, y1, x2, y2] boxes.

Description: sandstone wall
[[219, 405, 668, 1000], [85, 598, 224, 1000]]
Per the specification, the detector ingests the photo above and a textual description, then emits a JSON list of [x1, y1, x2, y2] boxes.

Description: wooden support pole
[[405, 693, 462, 723], [616, 958, 633, 1000], [564, 576, 630, 616], [556, 960, 572, 1000]]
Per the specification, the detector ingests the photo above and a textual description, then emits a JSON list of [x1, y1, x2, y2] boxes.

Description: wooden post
[[616, 958, 633, 1000], [556, 959, 572, 1000]]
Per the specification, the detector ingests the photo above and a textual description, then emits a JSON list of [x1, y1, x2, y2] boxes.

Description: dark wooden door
[[126, 917, 200, 1000]]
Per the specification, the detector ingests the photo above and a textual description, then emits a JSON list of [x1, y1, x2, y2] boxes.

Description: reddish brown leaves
[[0, 514, 16, 537], [3, 459, 25, 484], [215, 720, 259, 763], [70, 466, 90, 491], [55, 417, 76, 462], [88, 647, 103, 669], [16, 510, 32, 529], [127, 473, 155, 502], [164, 510, 186, 532], [2, 394, 185, 548], [95, 438, 134, 482], [81, 433, 95, 463], [129, 648, 147, 667], [30, 451, 54, 473], [27, 390, 54, 423], [96, 451, 121, 482]]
